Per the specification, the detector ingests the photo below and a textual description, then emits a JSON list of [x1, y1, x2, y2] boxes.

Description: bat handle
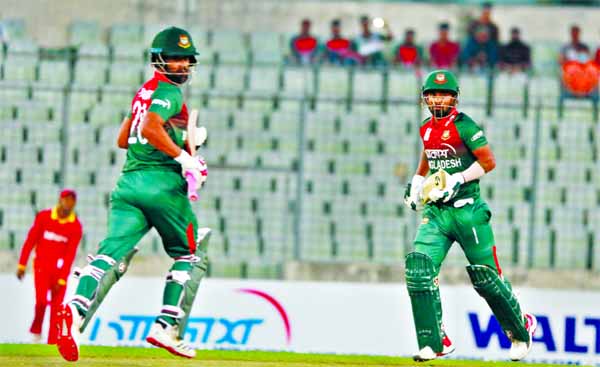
[[185, 171, 199, 202]]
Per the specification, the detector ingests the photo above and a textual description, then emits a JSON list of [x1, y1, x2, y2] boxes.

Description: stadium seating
[[0, 21, 597, 279]]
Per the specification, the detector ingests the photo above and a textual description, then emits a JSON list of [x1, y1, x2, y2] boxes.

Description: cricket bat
[[185, 109, 207, 201]]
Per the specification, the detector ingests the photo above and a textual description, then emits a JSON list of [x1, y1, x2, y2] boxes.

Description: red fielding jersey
[[18, 207, 83, 281]]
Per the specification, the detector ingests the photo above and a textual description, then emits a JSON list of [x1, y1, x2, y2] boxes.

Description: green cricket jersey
[[420, 110, 488, 201], [122, 71, 189, 173]]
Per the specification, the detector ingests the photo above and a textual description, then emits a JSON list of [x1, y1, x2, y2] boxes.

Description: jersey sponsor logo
[[440, 143, 457, 155], [151, 98, 171, 109], [178, 35, 191, 49], [429, 158, 462, 170], [441, 130, 451, 140], [471, 130, 483, 142], [138, 88, 154, 100], [43, 230, 69, 243], [423, 127, 432, 141], [425, 149, 451, 159]]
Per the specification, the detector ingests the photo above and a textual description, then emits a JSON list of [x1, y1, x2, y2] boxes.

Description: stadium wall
[[2, 0, 600, 46], [3, 274, 600, 365]]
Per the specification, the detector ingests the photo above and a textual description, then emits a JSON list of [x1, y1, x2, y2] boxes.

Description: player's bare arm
[[454, 145, 495, 185], [140, 111, 183, 158], [472, 145, 496, 173], [117, 116, 133, 149], [416, 150, 429, 176]]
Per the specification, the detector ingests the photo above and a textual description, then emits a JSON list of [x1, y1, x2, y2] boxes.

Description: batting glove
[[428, 172, 464, 203], [404, 175, 425, 211], [175, 151, 208, 188]]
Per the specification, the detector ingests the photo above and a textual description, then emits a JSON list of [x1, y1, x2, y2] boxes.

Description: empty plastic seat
[[250, 32, 283, 65], [493, 72, 529, 104], [3, 55, 37, 82], [100, 85, 135, 110], [458, 73, 489, 105], [352, 69, 384, 101], [68, 21, 102, 45], [88, 103, 125, 126], [531, 42, 560, 76], [109, 24, 143, 45], [247, 66, 281, 95], [317, 67, 350, 99], [281, 67, 315, 97], [213, 64, 247, 92], [387, 70, 419, 101], [108, 62, 143, 86], [37, 61, 70, 85], [211, 30, 248, 64], [16, 102, 53, 122], [73, 60, 108, 86], [112, 44, 146, 62], [77, 43, 110, 59]]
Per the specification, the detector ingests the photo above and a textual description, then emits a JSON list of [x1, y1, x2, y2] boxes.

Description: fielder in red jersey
[[16, 189, 82, 344]]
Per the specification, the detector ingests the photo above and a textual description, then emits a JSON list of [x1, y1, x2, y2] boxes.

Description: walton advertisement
[[3, 274, 599, 365]]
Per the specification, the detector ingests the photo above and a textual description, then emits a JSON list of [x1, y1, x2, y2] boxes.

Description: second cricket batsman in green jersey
[[402, 70, 537, 363], [57, 26, 210, 362]]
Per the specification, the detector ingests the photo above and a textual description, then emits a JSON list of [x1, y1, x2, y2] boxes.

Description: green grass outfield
[[0, 344, 590, 367]]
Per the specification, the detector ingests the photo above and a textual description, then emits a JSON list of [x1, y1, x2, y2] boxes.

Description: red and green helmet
[[422, 69, 460, 95], [150, 26, 198, 61]]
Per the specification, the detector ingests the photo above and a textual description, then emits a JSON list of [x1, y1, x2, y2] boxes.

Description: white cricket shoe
[[413, 334, 455, 362], [509, 313, 538, 361], [31, 333, 42, 344], [146, 322, 196, 359], [56, 303, 83, 361]]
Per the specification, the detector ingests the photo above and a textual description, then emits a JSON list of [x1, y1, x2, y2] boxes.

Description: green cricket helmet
[[422, 70, 459, 118], [150, 26, 199, 84], [422, 69, 459, 95]]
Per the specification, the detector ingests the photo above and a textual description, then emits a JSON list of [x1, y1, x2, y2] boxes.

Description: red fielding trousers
[[30, 261, 66, 344]]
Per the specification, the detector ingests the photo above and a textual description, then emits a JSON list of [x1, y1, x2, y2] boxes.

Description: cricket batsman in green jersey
[[56, 27, 209, 361], [403, 70, 537, 362]]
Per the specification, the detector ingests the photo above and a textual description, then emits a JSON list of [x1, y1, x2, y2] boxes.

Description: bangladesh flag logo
[[434, 72, 447, 84], [178, 35, 191, 48]]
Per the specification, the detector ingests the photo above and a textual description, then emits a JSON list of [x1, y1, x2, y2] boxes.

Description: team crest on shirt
[[441, 130, 451, 140], [178, 35, 191, 48], [434, 73, 446, 84]]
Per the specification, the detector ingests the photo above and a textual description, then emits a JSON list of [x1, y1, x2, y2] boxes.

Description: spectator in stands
[[467, 2, 499, 45], [499, 27, 531, 73], [289, 19, 320, 65], [559, 25, 590, 64], [16, 189, 82, 344], [461, 25, 498, 72], [325, 19, 361, 65], [429, 22, 460, 69], [559, 25, 597, 98], [354, 15, 393, 66], [393, 29, 423, 69]]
